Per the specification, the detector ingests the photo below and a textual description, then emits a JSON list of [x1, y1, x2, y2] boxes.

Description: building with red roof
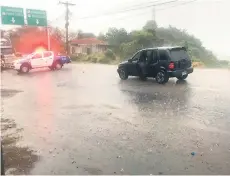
[[70, 38, 108, 55]]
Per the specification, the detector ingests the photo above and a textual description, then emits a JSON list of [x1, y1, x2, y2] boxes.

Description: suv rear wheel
[[177, 74, 188, 80], [156, 70, 169, 84]]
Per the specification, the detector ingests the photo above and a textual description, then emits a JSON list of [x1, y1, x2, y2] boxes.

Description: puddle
[[1, 89, 23, 98], [1, 118, 40, 175]]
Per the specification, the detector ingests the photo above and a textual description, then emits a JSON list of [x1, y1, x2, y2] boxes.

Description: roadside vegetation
[[70, 49, 117, 64], [71, 20, 229, 67]]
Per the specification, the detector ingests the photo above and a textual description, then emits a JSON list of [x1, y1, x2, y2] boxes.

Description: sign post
[[0, 6, 24, 25], [47, 27, 51, 50], [26, 9, 47, 26]]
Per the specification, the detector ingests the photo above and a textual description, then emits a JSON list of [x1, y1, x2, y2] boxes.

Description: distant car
[[117, 46, 194, 84], [13, 51, 71, 73]]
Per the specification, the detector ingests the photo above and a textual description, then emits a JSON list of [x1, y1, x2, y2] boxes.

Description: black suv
[[117, 46, 193, 84]]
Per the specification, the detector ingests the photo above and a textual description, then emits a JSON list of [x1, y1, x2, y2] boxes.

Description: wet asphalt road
[[1, 64, 230, 175]]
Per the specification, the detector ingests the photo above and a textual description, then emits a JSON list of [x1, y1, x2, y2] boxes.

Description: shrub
[[87, 53, 103, 63], [91, 57, 97, 63], [70, 54, 78, 61], [97, 57, 110, 64], [70, 54, 87, 61], [71, 52, 117, 64], [104, 49, 116, 60]]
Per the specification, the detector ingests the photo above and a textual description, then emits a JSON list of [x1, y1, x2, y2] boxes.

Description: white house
[[70, 38, 108, 55]]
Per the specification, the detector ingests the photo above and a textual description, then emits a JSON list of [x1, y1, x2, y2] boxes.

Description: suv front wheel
[[156, 70, 169, 84], [118, 68, 128, 80]]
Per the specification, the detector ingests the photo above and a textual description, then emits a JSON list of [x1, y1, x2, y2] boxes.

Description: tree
[[131, 30, 157, 48], [120, 41, 141, 58], [77, 32, 95, 39], [97, 32, 106, 41], [69, 31, 78, 40], [105, 27, 131, 55], [106, 27, 130, 46], [143, 20, 157, 31]]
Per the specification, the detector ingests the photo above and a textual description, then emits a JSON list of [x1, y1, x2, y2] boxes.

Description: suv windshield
[[170, 49, 190, 61]]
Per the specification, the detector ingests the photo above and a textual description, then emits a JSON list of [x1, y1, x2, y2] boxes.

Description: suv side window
[[151, 50, 158, 64], [44, 51, 52, 57], [159, 50, 169, 60], [146, 50, 153, 64], [132, 51, 141, 61], [32, 53, 42, 59]]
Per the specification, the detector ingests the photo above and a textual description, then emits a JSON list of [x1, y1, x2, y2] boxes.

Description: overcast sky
[[1, 0, 230, 57]]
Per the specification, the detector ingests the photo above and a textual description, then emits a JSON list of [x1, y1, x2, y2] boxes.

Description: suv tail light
[[168, 62, 175, 70]]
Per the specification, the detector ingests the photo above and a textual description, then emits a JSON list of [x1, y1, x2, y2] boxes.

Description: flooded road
[[1, 64, 230, 174]]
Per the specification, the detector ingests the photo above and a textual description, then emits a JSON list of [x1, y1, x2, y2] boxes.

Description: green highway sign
[[1, 6, 24, 25], [26, 9, 47, 26]]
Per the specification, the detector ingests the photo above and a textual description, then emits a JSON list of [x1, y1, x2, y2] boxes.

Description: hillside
[[98, 20, 223, 67]]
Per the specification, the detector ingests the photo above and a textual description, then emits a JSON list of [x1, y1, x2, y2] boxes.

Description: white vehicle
[[13, 51, 71, 73], [1, 37, 18, 69]]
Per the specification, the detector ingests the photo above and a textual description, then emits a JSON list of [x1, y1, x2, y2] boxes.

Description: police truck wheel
[[55, 62, 62, 70], [20, 64, 30, 73], [48, 66, 54, 70]]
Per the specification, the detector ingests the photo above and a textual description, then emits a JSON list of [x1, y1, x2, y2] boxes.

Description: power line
[[77, 0, 198, 25], [112, 0, 163, 10], [73, 0, 162, 13], [157, 0, 198, 11], [76, 0, 179, 20], [48, 13, 65, 25], [54, 0, 199, 32], [111, 0, 198, 22]]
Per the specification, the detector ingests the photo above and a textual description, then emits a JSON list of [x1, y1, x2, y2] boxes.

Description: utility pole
[[59, 1, 75, 54], [152, 6, 157, 47]]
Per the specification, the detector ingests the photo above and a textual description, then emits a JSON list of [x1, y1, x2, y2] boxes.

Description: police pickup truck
[[13, 51, 71, 73]]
